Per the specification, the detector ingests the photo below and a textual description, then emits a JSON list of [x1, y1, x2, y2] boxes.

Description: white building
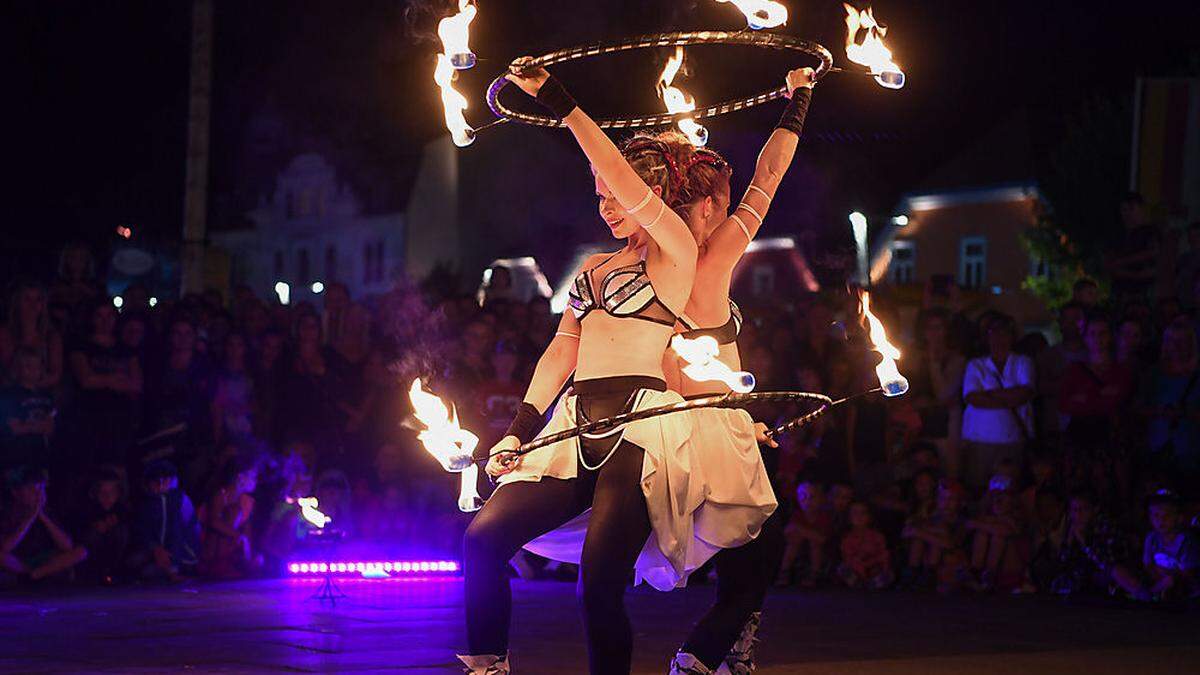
[[211, 138, 460, 303]]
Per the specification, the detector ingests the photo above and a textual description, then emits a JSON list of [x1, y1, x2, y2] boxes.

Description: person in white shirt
[[961, 314, 1035, 492]]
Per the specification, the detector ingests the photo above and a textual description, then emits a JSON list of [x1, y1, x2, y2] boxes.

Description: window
[[325, 245, 338, 281], [959, 236, 987, 289], [363, 240, 385, 284], [1030, 255, 1056, 281], [298, 249, 310, 284], [890, 240, 916, 285], [751, 265, 775, 296]]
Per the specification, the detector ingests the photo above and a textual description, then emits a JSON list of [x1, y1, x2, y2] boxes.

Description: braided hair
[[620, 131, 731, 215]]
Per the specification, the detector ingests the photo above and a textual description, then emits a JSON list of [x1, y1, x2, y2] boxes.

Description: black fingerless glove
[[776, 87, 812, 136], [535, 75, 578, 120], [504, 402, 544, 445]]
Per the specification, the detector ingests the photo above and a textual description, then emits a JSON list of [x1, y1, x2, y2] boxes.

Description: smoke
[[403, 0, 465, 45]]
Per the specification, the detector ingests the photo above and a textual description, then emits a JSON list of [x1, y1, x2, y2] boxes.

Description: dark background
[[6, 0, 1197, 280]]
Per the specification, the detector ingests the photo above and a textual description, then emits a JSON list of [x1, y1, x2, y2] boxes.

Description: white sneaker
[[457, 652, 510, 674]]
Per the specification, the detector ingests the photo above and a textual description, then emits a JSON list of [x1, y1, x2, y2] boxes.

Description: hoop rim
[[485, 30, 834, 130]]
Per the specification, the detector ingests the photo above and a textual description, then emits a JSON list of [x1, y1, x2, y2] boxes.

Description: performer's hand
[[754, 422, 779, 448], [506, 57, 550, 97], [785, 67, 815, 94], [485, 435, 522, 477]]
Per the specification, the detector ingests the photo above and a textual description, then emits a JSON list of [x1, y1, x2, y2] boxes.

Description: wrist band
[[776, 87, 811, 136], [535, 75, 578, 120], [504, 402, 544, 445]]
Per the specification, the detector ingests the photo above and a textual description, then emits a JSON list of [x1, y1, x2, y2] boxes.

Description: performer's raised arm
[[703, 67, 815, 269], [504, 61, 698, 285]]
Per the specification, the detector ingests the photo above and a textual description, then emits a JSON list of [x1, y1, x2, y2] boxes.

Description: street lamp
[[274, 281, 291, 306]]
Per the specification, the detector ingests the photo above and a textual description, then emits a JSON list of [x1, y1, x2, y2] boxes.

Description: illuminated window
[[890, 240, 916, 284], [959, 236, 987, 289]]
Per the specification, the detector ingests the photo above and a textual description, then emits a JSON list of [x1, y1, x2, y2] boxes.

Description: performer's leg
[[463, 476, 593, 657], [577, 440, 652, 675], [678, 506, 785, 671]]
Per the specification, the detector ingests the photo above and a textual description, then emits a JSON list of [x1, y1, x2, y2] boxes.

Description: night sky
[[7, 0, 1197, 280]]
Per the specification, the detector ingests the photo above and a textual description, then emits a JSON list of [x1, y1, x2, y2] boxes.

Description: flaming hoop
[[486, 30, 833, 131]]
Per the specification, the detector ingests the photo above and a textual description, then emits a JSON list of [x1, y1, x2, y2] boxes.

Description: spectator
[[1028, 488, 1068, 591], [1071, 278, 1100, 309], [146, 317, 213, 465], [276, 312, 335, 459], [0, 348, 56, 471], [1, 466, 86, 582], [961, 314, 1035, 492], [0, 281, 63, 389], [1115, 316, 1150, 370], [47, 242, 99, 334], [1107, 192, 1161, 303], [131, 460, 198, 580], [900, 479, 967, 590], [837, 502, 893, 589], [475, 340, 526, 450], [908, 309, 965, 478], [199, 457, 260, 579], [1140, 490, 1199, 600], [778, 482, 833, 587], [73, 468, 130, 584], [211, 333, 255, 447], [966, 475, 1029, 592], [1140, 318, 1200, 488], [1037, 302, 1087, 440], [67, 300, 142, 467], [1049, 490, 1143, 598], [826, 482, 855, 537], [1059, 315, 1135, 488]]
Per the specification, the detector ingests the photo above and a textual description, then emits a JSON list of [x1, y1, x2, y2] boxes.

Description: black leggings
[[680, 480, 785, 669], [463, 377, 660, 674]]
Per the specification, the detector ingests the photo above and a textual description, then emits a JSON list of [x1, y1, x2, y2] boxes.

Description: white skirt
[[496, 390, 776, 591]]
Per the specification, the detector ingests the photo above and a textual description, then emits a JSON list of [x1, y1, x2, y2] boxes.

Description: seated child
[[837, 501, 894, 589], [901, 479, 968, 591], [199, 458, 261, 579], [74, 467, 130, 584], [1141, 490, 1200, 600], [1, 466, 86, 582], [966, 475, 1030, 592], [131, 460, 199, 580], [778, 482, 833, 587], [1049, 490, 1143, 598]]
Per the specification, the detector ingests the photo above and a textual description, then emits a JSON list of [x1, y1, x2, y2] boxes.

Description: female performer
[[663, 67, 816, 675], [459, 60, 703, 675]]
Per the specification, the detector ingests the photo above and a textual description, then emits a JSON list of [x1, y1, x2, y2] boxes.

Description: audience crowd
[[2, 226, 1198, 606]]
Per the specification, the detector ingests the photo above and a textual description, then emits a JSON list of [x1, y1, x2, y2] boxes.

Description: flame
[[671, 334, 756, 393], [297, 496, 331, 528], [436, 0, 477, 70], [657, 47, 709, 147], [434, 0, 477, 146], [408, 379, 483, 512], [859, 292, 908, 397], [716, 0, 788, 30], [843, 4, 905, 90]]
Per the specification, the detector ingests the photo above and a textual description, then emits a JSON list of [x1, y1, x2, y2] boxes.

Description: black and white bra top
[[679, 300, 743, 345], [567, 252, 679, 327]]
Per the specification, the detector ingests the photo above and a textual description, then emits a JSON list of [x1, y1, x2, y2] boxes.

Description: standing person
[[0, 281, 63, 389], [1059, 316, 1134, 491], [1140, 318, 1200, 491], [961, 315, 1035, 494], [146, 318, 213, 473], [0, 348, 56, 472], [67, 301, 142, 468], [658, 67, 817, 675], [1107, 192, 1161, 304], [460, 61, 700, 675], [909, 308, 965, 480], [1036, 302, 1087, 442]]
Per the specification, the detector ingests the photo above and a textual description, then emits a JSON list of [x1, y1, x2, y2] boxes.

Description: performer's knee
[[463, 516, 515, 568]]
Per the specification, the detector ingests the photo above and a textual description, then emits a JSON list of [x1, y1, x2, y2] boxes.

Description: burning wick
[[437, 0, 477, 70], [671, 334, 756, 393], [433, 0, 477, 146], [859, 292, 908, 397], [657, 47, 708, 147], [296, 496, 331, 529], [843, 4, 905, 90], [407, 379, 484, 512], [715, 0, 788, 30]]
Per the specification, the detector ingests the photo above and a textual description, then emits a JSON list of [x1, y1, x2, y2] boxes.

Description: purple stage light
[[287, 560, 462, 578]]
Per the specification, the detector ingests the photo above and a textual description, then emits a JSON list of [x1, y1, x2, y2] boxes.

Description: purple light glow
[[287, 560, 461, 578]]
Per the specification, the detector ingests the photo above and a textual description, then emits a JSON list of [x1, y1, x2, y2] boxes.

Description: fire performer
[[662, 67, 816, 675], [459, 60, 705, 674]]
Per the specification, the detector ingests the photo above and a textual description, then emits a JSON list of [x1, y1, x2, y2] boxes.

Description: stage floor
[[2, 577, 1198, 673]]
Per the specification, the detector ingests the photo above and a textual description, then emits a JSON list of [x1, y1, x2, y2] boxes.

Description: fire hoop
[[483, 389, 835, 463], [485, 30, 834, 130]]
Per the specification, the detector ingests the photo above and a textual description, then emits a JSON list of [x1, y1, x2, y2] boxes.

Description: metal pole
[[181, 0, 213, 297]]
